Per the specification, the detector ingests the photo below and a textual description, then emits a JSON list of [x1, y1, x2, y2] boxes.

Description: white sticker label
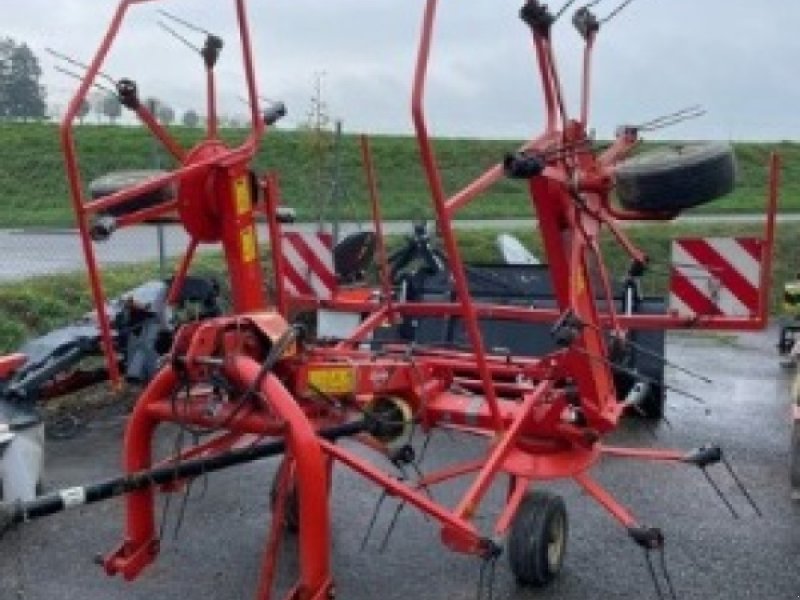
[[60, 487, 86, 508]]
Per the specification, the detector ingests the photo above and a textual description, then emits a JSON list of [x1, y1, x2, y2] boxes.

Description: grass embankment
[[0, 121, 797, 227], [0, 222, 794, 354]]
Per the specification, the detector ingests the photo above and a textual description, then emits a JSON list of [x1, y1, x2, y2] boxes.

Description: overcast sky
[[5, 0, 799, 141]]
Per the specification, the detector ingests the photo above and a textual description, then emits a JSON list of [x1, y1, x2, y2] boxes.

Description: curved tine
[[157, 20, 201, 53], [157, 8, 213, 37], [46, 48, 116, 87]]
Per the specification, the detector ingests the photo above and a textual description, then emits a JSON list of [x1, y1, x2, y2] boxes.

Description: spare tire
[[89, 170, 175, 217], [615, 142, 736, 212]]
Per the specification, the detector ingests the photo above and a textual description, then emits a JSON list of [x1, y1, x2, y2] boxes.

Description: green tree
[[0, 38, 46, 120]]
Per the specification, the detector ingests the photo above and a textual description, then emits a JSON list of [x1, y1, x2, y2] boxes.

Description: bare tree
[[102, 93, 121, 124], [182, 109, 199, 128], [143, 97, 160, 122], [77, 99, 90, 124], [157, 102, 174, 126], [89, 90, 105, 123]]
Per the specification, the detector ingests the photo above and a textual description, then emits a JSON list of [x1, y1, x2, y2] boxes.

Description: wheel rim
[[546, 511, 566, 570]]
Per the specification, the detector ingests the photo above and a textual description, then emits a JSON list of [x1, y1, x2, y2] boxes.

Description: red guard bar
[[412, 0, 503, 432], [264, 174, 288, 317], [359, 135, 393, 315]]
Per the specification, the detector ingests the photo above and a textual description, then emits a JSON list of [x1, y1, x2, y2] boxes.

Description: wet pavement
[[1, 327, 798, 599], [2, 213, 793, 281]]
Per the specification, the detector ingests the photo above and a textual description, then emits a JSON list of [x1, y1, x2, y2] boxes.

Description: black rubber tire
[[508, 490, 568, 587], [88, 169, 174, 217], [615, 143, 736, 212], [269, 471, 300, 533]]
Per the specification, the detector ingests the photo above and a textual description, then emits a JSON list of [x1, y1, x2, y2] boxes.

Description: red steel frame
[[56, 1, 780, 599]]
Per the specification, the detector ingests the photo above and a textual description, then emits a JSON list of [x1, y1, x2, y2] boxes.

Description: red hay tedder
[[0, 1, 781, 599]]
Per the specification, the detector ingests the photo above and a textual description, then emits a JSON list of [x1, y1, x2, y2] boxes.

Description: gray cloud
[[4, 0, 798, 140]]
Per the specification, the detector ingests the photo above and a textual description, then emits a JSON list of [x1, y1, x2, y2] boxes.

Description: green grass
[[0, 121, 796, 228], [0, 222, 795, 354]]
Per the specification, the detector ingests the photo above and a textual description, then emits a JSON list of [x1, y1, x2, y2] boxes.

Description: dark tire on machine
[[615, 142, 736, 212], [269, 471, 300, 533], [508, 490, 568, 587], [88, 169, 175, 217]]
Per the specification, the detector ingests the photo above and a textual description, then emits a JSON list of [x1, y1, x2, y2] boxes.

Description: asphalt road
[[1, 327, 798, 599], [2, 213, 794, 281]]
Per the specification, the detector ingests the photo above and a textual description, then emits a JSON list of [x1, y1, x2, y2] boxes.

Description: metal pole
[[331, 119, 343, 243], [0, 419, 367, 529], [148, 99, 167, 279]]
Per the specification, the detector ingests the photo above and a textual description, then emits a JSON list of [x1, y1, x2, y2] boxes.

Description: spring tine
[[573, 346, 706, 404], [157, 8, 213, 37], [720, 455, 763, 517], [639, 110, 706, 133], [637, 107, 706, 132], [700, 467, 739, 519], [172, 480, 193, 540], [416, 432, 434, 466], [487, 556, 498, 600], [410, 462, 435, 501], [643, 549, 665, 600], [636, 105, 703, 130], [157, 20, 201, 54], [476, 559, 486, 600], [621, 335, 713, 384], [378, 500, 406, 552], [659, 546, 679, 600], [359, 490, 388, 551], [600, 0, 638, 24], [158, 489, 173, 541], [570, 314, 713, 385], [46, 48, 116, 87], [52, 66, 115, 95], [554, 0, 579, 20]]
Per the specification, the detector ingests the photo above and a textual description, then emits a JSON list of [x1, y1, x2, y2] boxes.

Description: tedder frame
[[0, 1, 778, 599]]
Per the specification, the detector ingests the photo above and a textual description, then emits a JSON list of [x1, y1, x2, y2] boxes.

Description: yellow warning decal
[[307, 367, 356, 395], [234, 175, 252, 215], [240, 225, 256, 263]]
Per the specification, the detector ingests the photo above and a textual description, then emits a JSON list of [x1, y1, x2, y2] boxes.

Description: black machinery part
[[334, 231, 377, 284]]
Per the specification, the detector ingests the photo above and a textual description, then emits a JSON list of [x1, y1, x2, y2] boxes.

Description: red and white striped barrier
[[669, 237, 764, 318], [280, 231, 336, 300]]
